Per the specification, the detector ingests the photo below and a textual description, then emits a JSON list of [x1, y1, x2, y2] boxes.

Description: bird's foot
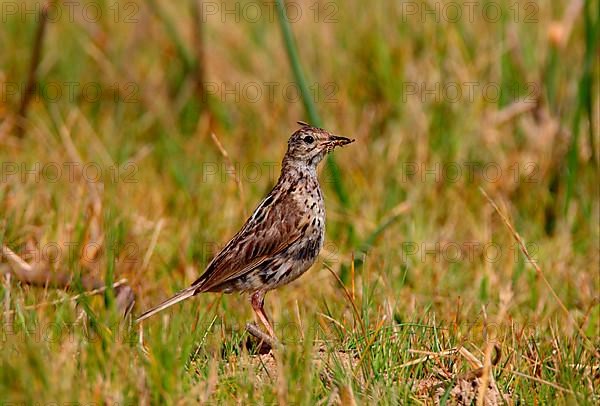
[[245, 322, 278, 354]]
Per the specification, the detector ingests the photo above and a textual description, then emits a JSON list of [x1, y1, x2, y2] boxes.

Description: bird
[[136, 122, 354, 339]]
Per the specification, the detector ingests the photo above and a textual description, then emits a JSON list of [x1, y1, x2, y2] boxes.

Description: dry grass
[[0, 0, 598, 404]]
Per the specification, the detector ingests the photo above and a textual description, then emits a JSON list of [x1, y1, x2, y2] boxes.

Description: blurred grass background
[[0, 0, 598, 403]]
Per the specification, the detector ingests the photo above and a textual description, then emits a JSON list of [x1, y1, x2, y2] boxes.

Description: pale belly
[[227, 173, 326, 293], [228, 221, 325, 293]]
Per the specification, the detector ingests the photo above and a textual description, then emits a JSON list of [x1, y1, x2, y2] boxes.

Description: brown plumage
[[136, 122, 354, 338]]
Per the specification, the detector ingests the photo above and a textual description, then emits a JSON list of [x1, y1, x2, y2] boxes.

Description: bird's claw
[[245, 322, 278, 353]]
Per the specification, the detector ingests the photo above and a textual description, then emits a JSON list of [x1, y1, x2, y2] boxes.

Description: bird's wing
[[191, 190, 308, 292]]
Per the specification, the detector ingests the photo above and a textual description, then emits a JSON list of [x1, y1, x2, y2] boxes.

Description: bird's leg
[[250, 290, 275, 338]]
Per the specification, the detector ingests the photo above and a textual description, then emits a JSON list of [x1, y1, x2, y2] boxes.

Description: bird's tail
[[136, 286, 197, 323]]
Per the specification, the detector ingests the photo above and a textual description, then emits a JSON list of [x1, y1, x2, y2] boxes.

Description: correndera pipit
[[136, 122, 354, 339]]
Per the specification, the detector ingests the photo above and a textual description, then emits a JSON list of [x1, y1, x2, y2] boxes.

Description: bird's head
[[284, 121, 354, 168]]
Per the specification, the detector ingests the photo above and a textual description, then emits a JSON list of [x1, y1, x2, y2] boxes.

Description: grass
[[1, 0, 598, 404]]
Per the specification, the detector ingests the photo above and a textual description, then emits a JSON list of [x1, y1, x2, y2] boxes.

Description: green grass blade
[[274, 0, 352, 211], [565, 0, 599, 212]]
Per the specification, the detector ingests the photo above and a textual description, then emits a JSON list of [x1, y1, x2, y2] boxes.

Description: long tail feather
[[136, 286, 196, 323]]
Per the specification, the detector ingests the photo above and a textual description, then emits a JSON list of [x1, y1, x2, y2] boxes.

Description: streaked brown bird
[[136, 122, 354, 338]]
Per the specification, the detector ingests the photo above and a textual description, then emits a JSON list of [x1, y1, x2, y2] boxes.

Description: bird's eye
[[303, 135, 315, 144]]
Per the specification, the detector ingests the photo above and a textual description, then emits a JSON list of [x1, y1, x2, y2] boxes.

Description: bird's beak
[[327, 135, 355, 147]]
